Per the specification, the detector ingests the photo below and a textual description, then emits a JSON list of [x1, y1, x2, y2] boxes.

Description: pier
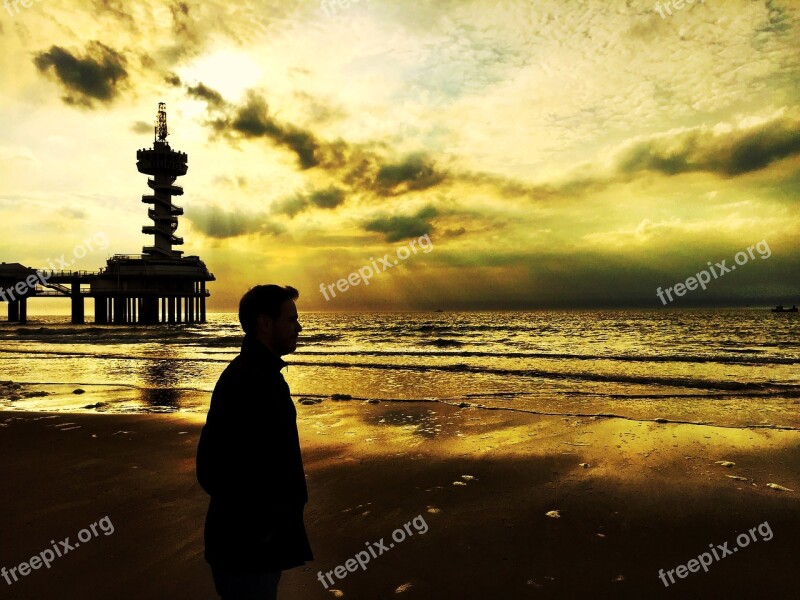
[[0, 103, 214, 324]]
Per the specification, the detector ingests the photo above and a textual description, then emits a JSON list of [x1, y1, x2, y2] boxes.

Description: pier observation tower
[[0, 103, 215, 325], [137, 102, 187, 258]]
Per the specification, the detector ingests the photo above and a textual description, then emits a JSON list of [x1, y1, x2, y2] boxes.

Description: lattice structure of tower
[[136, 102, 187, 258]]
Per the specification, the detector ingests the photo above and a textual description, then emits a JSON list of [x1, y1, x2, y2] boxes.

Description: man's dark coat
[[196, 334, 313, 572]]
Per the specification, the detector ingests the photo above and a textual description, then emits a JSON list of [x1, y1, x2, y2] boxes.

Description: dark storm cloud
[[187, 206, 285, 239], [272, 187, 346, 217], [444, 227, 466, 237], [208, 91, 321, 169], [456, 112, 800, 204], [186, 82, 226, 108], [615, 114, 800, 177], [310, 186, 346, 209], [194, 83, 799, 222], [165, 73, 182, 87], [33, 42, 128, 107], [364, 206, 438, 242], [375, 154, 446, 196], [194, 85, 449, 193]]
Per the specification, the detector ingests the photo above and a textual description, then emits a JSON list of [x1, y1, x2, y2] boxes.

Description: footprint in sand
[[395, 582, 413, 593], [328, 590, 344, 597], [715, 460, 736, 467], [545, 510, 561, 518], [426, 506, 441, 514], [453, 481, 467, 486]]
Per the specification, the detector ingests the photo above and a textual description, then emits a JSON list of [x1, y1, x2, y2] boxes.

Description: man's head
[[238, 285, 302, 356]]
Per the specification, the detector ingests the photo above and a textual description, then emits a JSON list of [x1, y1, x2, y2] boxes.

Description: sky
[[0, 0, 798, 312]]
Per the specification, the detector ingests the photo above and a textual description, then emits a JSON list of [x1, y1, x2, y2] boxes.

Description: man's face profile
[[257, 300, 302, 356]]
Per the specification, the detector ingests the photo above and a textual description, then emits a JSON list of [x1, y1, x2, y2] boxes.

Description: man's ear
[[256, 313, 272, 335]]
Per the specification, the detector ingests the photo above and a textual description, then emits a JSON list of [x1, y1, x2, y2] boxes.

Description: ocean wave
[[285, 359, 800, 394], [1, 346, 797, 367]]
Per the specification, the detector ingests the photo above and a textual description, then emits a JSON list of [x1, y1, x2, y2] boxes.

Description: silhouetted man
[[197, 285, 312, 599]]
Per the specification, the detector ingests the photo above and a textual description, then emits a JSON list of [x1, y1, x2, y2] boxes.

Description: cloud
[[614, 112, 800, 178], [375, 154, 446, 196], [165, 73, 182, 87], [187, 206, 285, 239], [458, 111, 800, 204], [33, 42, 128, 107], [272, 186, 346, 217], [309, 186, 346, 209], [186, 82, 226, 108], [271, 195, 309, 218], [364, 206, 438, 242], [131, 121, 152, 135], [444, 227, 466, 237], [194, 85, 449, 197], [207, 90, 321, 169], [89, 0, 135, 25]]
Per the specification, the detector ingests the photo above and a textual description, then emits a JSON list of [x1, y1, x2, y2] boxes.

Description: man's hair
[[238, 285, 299, 334]]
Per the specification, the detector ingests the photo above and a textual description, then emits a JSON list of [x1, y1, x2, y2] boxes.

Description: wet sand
[[0, 400, 798, 599]]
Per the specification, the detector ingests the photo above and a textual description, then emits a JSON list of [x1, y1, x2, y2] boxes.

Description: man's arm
[[196, 367, 300, 517]]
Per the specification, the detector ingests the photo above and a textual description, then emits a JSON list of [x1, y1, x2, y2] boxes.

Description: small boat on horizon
[[771, 304, 798, 313]]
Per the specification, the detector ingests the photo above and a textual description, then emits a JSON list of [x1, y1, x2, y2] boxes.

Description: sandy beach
[[1, 396, 798, 600]]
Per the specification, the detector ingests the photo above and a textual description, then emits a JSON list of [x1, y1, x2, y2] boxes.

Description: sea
[[1, 310, 798, 428]]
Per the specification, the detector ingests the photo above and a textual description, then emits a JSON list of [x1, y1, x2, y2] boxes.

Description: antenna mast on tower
[[155, 101, 169, 143]]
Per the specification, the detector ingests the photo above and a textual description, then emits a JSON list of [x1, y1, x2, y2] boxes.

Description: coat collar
[[241, 334, 288, 371]]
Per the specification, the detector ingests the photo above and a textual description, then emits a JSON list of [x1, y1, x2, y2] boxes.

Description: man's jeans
[[211, 566, 282, 600]]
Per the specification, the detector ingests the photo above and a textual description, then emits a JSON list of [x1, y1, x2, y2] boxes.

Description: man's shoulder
[[212, 353, 286, 397], [219, 351, 269, 377]]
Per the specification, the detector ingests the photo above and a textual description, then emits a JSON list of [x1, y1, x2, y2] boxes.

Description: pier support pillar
[[167, 296, 175, 324], [19, 298, 27, 324], [8, 301, 19, 322], [141, 297, 158, 324], [71, 282, 84, 324], [113, 296, 126, 324], [201, 282, 206, 322], [94, 296, 108, 324]]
